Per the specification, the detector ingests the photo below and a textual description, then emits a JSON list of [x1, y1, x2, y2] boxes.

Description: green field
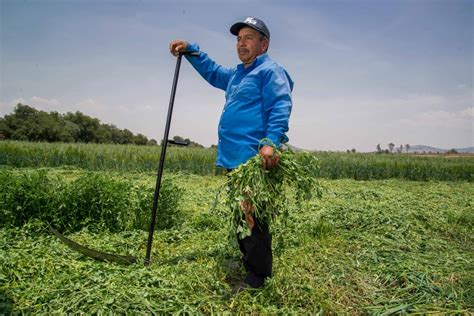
[[1, 141, 473, 181], [1, 142, 473, 314]]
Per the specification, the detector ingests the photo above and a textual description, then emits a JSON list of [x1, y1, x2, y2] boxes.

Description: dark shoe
[[224, 260, 241, 272], [244, 271, 265, 288], [231, 280, 249, 295]]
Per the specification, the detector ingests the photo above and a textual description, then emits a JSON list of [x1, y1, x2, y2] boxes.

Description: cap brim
[[230, 22, 248, 36]]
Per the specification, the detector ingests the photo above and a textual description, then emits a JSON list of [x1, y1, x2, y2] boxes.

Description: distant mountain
[[408, 145, 474, 154], [283, 144, 474, 154], [454, 147, 474, 153]]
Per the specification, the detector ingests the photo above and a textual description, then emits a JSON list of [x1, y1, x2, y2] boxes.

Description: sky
[[1, 0, 472, 152]]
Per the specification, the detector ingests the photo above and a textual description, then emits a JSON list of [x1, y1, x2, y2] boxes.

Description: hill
[[409, 145, 474, 154]]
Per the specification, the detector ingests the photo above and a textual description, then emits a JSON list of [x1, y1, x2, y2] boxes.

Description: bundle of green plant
[[223, 149, 323, 240]]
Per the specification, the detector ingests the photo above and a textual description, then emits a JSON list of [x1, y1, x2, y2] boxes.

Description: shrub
[[0, 170, 183, 232]]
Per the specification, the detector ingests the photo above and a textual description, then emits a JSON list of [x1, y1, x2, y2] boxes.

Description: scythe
[[49, 52, 199, 265]]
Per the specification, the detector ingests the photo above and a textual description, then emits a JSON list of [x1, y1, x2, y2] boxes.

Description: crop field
[[1, 142, 473, 314], [1, 141, 473, 181]]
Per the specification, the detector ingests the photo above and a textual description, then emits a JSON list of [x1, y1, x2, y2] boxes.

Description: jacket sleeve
[[184, 43, 233, 91], [261, 65, 294, 148]]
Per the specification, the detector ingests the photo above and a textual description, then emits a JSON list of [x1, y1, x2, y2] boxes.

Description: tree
[[35, 111, 78, 142], [96, 124, 114, 143], [376, 144, 382, 153], [64, 111, 100, 143], [173, 135, 185, 143], [388, 143, 395, 153], [147, 139, 158, 146], [1, 104, 79, 142], [12, 103, 37, 120], [107, 124, 123, 144], [405, 144, 410, 153], [133, 133, 148, 145], [1, 104, 154, 145], [0, 117, 10, 139], [118, 129, 134, 144], [2, 104, 38, 140], [351, 148, 356, 153], [0, 118, 5, 139]]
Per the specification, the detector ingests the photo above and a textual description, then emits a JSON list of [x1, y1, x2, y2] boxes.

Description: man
[[169, 17, 293, 289]]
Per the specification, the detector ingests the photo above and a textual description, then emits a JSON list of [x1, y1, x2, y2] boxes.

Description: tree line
[[0, 104, 204, 147], [345, 144, 412, 154], [376, 143, 410, 154], [0, 104, 157, 145]]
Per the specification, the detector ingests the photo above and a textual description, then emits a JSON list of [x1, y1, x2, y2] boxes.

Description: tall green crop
[[0, 170, 183, 232], [1, 141, 473, 180]]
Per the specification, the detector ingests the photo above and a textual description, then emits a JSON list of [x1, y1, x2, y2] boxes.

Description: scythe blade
[[48, 222, 136, 265]]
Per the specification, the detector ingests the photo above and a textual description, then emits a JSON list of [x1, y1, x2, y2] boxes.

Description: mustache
[[238, 48, 249, 53]]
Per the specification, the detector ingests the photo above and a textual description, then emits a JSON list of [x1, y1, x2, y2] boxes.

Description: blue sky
[[1, 0, 472, 151]]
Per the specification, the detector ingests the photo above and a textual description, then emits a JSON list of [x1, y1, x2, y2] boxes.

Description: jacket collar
[[237, 53, 269, 71]]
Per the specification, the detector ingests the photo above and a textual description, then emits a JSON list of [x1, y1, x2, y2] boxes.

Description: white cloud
[[76, 98, 108, 112], [74, 99, 120, 125], [399, 107, 473, 128], [30, 96, 62, 109], [0, 98, 27, 116], [0, 97, 63, 115], [383, 94, 446, 108], [0, 96, 109, 117], [292, 93, 452, 123], [288, 92, 473, 151]]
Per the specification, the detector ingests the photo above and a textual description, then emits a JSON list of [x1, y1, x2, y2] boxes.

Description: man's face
[[236, 27, 268, 66]]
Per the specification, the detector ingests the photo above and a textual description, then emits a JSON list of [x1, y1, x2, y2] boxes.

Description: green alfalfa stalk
[[222, 144, 323, 240]]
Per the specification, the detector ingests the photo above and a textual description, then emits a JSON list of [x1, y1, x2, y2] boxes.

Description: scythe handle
[[145, 51, 198, 265]]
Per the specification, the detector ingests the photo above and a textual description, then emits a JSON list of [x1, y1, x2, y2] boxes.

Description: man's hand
[[169, 40, 188, 56], [259, 145, 279, 170], [240, 200, 255, 230]]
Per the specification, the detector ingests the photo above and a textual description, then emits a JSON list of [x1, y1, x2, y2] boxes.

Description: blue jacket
[[185, 43, 294, 169]]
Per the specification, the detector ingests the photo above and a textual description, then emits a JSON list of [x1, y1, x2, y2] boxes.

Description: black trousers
[[237, 217, 272, 288], [227, 169, 272, 288]]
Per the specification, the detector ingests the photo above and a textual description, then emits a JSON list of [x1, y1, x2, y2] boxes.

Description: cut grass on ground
[[1, 170, 472, 314]]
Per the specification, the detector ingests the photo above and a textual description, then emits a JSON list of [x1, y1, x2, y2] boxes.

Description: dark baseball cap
[[230, 17, 270, 39]]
